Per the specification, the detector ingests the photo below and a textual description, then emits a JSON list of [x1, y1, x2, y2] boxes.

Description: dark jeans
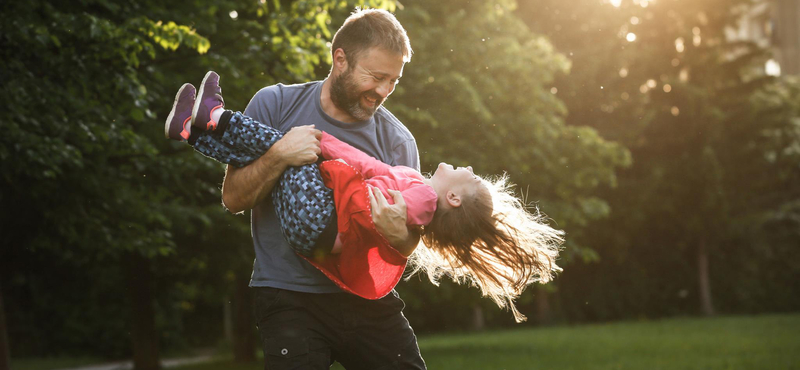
[[253, 287, 426, 370]]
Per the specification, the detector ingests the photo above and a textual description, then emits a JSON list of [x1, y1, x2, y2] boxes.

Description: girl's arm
[[395, 181, 438, 226], [320, 132, 392, 178]]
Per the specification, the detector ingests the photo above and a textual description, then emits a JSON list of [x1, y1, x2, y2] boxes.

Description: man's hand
[[273, 125, 322, 167], [368, 186, 418, 256], [221, 125, 321, 213]]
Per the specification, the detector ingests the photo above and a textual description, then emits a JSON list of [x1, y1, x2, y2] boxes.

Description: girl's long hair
[[411, 174, 563, 322]]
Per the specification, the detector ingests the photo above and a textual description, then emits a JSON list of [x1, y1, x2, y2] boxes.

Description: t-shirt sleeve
[[391, 139, 420, 171], [321, 132, 393, 178], [243, 85, 283, 128]]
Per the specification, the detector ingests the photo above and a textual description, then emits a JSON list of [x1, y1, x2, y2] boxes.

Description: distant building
[[727, 0, 799, 76], [771, 0, 800, 75]]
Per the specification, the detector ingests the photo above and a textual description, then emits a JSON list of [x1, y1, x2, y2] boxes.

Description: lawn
[[12, 314, 799, 370], [182, 314, 800, 370], [415, 314, 800, 370]]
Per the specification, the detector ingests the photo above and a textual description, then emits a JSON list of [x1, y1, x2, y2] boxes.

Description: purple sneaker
[[192, 71, 225, 131], [165, 83, 196, 141]]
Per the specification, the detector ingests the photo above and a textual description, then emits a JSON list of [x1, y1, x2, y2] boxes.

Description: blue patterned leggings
[[192, 112, 336, 257]]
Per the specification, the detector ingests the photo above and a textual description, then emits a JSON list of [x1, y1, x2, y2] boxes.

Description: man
[[221, 9, 426, 370]]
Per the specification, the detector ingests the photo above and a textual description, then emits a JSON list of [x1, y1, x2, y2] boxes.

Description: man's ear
[[332, 48, 348, 72], [446, 191, 462, 208]]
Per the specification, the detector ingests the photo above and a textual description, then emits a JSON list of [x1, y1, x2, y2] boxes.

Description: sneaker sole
[[192, 71, 218, 128], [165, 83, 194, 139]]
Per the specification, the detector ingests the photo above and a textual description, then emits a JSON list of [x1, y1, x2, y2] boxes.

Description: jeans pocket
[[264, 337, 310, 370]]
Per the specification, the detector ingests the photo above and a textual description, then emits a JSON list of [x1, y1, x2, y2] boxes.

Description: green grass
[[193, 314, 800, 370], [12, 314, 800, 370], [416, 314, 800, 370]]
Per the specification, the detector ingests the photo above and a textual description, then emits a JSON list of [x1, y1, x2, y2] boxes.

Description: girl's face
[[430, 163, 482, 208]]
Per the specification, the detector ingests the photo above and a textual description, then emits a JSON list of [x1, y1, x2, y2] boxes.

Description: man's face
[[330, 47, 405, 121]]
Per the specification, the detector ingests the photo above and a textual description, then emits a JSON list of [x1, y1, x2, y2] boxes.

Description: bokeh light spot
[[765, 59, 781, 76]]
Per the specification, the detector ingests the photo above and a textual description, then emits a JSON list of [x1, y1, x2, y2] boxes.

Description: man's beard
[[330, 68, 384, 121]]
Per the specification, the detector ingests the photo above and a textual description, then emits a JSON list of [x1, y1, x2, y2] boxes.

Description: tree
[[0, 283, 8, 370], [519, 0, 800, 320], [0, 0, 396, 365]]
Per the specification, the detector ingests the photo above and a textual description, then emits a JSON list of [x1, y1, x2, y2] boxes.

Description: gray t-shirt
[[243, 80, 420, 293]]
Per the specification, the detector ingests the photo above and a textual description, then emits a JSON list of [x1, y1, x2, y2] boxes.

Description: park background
[[1, 0, 799, 369]]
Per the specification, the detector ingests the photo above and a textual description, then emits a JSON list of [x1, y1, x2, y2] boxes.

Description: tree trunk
[[0, 284, 10, 370], [697, 241, 715, 316], [126, 254, 161, 370], [534, 285, 552, 326], [232, 275, 256, 363], [223, 296, 233, 343], [470, 304, 485, 331]]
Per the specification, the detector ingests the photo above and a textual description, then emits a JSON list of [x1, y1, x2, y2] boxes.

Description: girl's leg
[[272, 165, 337, 258], [191, 111, 283, 168], [193, 110, 336, 257]]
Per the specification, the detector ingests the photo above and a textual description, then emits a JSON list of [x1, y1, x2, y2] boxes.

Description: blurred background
[[1, 0, 798, 369]]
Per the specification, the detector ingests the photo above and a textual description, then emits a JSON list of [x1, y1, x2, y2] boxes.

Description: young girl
[[166, 71, 563, 321]]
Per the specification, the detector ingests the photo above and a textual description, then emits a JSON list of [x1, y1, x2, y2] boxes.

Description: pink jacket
[[303, 133, 437, 299], [320, 132, 438, 227]]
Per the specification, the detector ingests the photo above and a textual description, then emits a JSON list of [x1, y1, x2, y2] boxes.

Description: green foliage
[[520, 0, 800, 320], [0, 0, 394, 357], [390, 0, 630, 326], [391, 0, 630, 260]]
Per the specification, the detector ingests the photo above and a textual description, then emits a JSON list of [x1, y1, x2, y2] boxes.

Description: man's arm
[[222, 125, 322, 213], [368, 138, 422, 255]]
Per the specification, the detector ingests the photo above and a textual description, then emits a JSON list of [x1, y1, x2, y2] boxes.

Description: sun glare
[[610, 0, 622, 7], [626, 33, 637, 42]]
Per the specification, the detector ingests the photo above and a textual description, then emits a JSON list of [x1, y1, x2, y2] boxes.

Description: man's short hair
[[331, 8, 413, 67]]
